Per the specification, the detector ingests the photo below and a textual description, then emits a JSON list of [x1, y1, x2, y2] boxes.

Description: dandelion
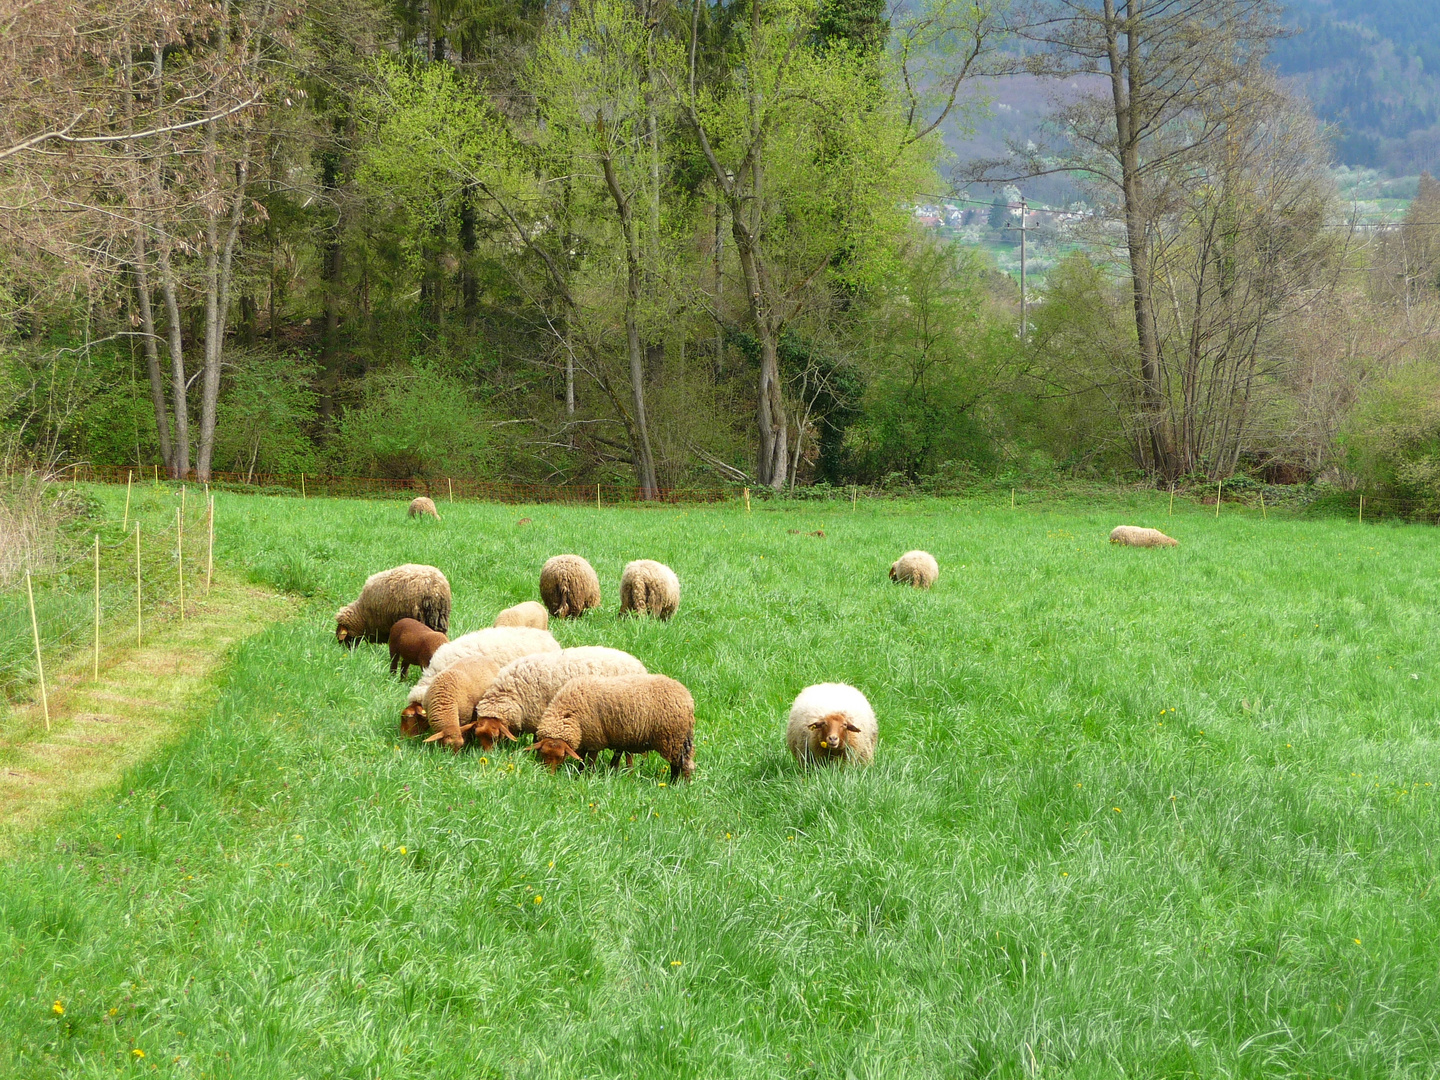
[[1061, 872, 1068, 877], [132, 1049, 145, 1059], [480, 757, 489, 765], [548, 860, 554, 868], [1112, 807, 1121, 813], [670, 960, 683, 967], [658, 782, 667, 788], [109, 1008, 118, 1017], [1075, 783, 1082, 788], [398, 846, 407, 855], [1286, 744, 1291, 748], [534, 895, 543, 904], [725, 832, 732, 840], [1354, 938, 1362, 945], [52, 1001, 64, 1016], [116, 834, 122, 840]]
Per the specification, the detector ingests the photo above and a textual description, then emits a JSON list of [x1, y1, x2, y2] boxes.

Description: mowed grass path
[[3, 490, 1438, 1078]]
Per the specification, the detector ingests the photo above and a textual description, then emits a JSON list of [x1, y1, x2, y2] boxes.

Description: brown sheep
[[409, 496, 441, 520], [539, 554, 601, 618], [530, 674, 695, 782], [388, 618, 448, 679]]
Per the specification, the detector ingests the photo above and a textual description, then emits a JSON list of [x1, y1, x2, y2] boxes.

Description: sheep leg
[[401, 659, 411, 678], [389, 651, 400, 675]]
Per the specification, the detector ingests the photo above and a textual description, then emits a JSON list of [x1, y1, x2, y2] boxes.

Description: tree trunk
[[131, 254, 173, 471], [155, 244, 190, 480], [197, 140, 248, 482], [1104, 0, 1173, 479]]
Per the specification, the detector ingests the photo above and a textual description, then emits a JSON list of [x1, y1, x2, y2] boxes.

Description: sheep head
[[530, 737, 582, 771], [399, 702, 427, 737], [888, 564, 899, 582], [423, 728, 465, 753], [335, 622, 355, 646], [467, 715, 517, 750], [808, 712, 861, 758]]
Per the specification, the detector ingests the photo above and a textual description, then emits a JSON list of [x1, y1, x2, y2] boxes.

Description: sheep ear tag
[[808, 720, 826, 730]]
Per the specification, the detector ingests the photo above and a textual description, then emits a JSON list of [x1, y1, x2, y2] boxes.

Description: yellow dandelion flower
[[132, 1049, 145, 1059], [1062, 872, 1068, 877], [115, 834, 122, 840], [658, 782, 667, 788], [1112, 807, 1122, 813], [1354, 938, 1361, 945], [52, 1001, 64, 1016], [670, 960, 683, 967], [109, 1008, 118, 1017], [480, 757, 489, 765], [398, 846, 407, 855], [534, 895, 543, 904], [548, 861, 554, 869]]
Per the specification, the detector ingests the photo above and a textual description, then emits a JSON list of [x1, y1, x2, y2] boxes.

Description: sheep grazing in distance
[[618, 559, 680, 620], [335, 564, 450, 646], [539, 554, 601, 618], [889, 550, 939, 589], [467, 646, 647, 749], [531, 674, 695, 782], [786, 682, 878, 767], [388, 618, 448, 678], [1109, 525, 1178, 548], [409, 496, 441, 520], [400, 626, 560, 734], [493, 600, 549, 630], [421, 656, 503, 751]]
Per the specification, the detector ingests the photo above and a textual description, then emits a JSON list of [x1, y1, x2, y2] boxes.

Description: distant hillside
[[1276, 0, 1440, 173]]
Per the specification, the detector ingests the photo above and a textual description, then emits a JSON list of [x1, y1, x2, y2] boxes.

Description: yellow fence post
[[93, 533, 100, 681], [1215, 479, 1222, 518], [25, 569, 49, 731], [207, 494, 215, 594], [136, 524, 142, 647], [123, 469, 133, 531], [743, 487, 751, 512], [176, 506, 184, 625]]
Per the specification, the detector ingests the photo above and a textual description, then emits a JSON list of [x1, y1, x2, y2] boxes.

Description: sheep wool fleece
[[407, 626, 561, 707], [539, 555, 601, 618], [335, 564, 451, 643], [619, 559, 680, 620], [786, 682, 879, 766], [423, 656, 504, 750], [493, 601, 549, 629], [475, 646, 647, 735], [1109, 525, 1178, 548], [535, 674, 695, 779], [889, 550, 939, 589]]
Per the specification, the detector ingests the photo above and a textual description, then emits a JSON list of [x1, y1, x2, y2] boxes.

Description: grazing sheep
[[1109, 525, 1178, 548], [335, 564, 450, 646], [467, 646, 647, 749], [530, 674, 696, 782], [400, 626, 560, 735], [539, 554, 601, 618], [420, 656, 503, 752], [493, 600, 549, 630], [409, 496, 441, 520], [786, 682, 878, 767], [618, 559, 680, 620], [889, 550, 939, 589], [388, 618, 448, 679]]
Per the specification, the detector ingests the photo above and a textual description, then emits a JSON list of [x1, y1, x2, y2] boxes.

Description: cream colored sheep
[[467, 646, 647, 749], [493, 600, 549, 630], [531, 674, 695, 781], [619, 559, 680, 620], [421, 656, 503, 752], [786, 683, 878, 766], [888, 550, 938, 589], [408, 496, 441, 520], [335, 564, 450, 646], [399, 626, 560, 735], [1109, 526, 1178, 548], [539, 554, 601, 618]]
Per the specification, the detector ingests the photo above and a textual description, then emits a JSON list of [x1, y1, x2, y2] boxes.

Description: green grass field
[[3, 488, 1438, 1078]]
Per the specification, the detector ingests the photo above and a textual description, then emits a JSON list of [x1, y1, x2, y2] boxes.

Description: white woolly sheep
[[400, 626, 561, 735], [421, 656, 504, 752], [619, 559, 680, 620], [786, 682, 878, 767], [409, 496, 441, 520], [466, 646, 647, 749], [531, 673, 695, 781], [1109, 525, 1178, 548], [539, 554, 601, 618], [335, 564, 451, 646], [493, 600, 549, 630], [889, 550, 939, 590]]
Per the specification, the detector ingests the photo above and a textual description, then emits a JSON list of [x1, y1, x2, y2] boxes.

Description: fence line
[[64, 464, 734, 507]]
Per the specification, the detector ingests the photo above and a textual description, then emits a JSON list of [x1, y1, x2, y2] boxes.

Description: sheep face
[[335, 622, 356, 647], [468, 715, 517, 750], [888, 564, 899, 582], [531, 737, 582, 771], [399, 702, 427, 737], [809, 712, 862, 759]]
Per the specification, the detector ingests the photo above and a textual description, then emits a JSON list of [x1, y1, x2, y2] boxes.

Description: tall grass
[[3, 488, 1438, 1077]]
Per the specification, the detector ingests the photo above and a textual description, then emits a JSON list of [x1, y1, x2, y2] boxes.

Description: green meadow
[[3, 487, 1438, 1078]]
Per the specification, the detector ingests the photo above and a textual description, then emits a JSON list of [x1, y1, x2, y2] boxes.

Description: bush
[[329, 367, 493, 478], [1340, 363, 1440, 519]]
